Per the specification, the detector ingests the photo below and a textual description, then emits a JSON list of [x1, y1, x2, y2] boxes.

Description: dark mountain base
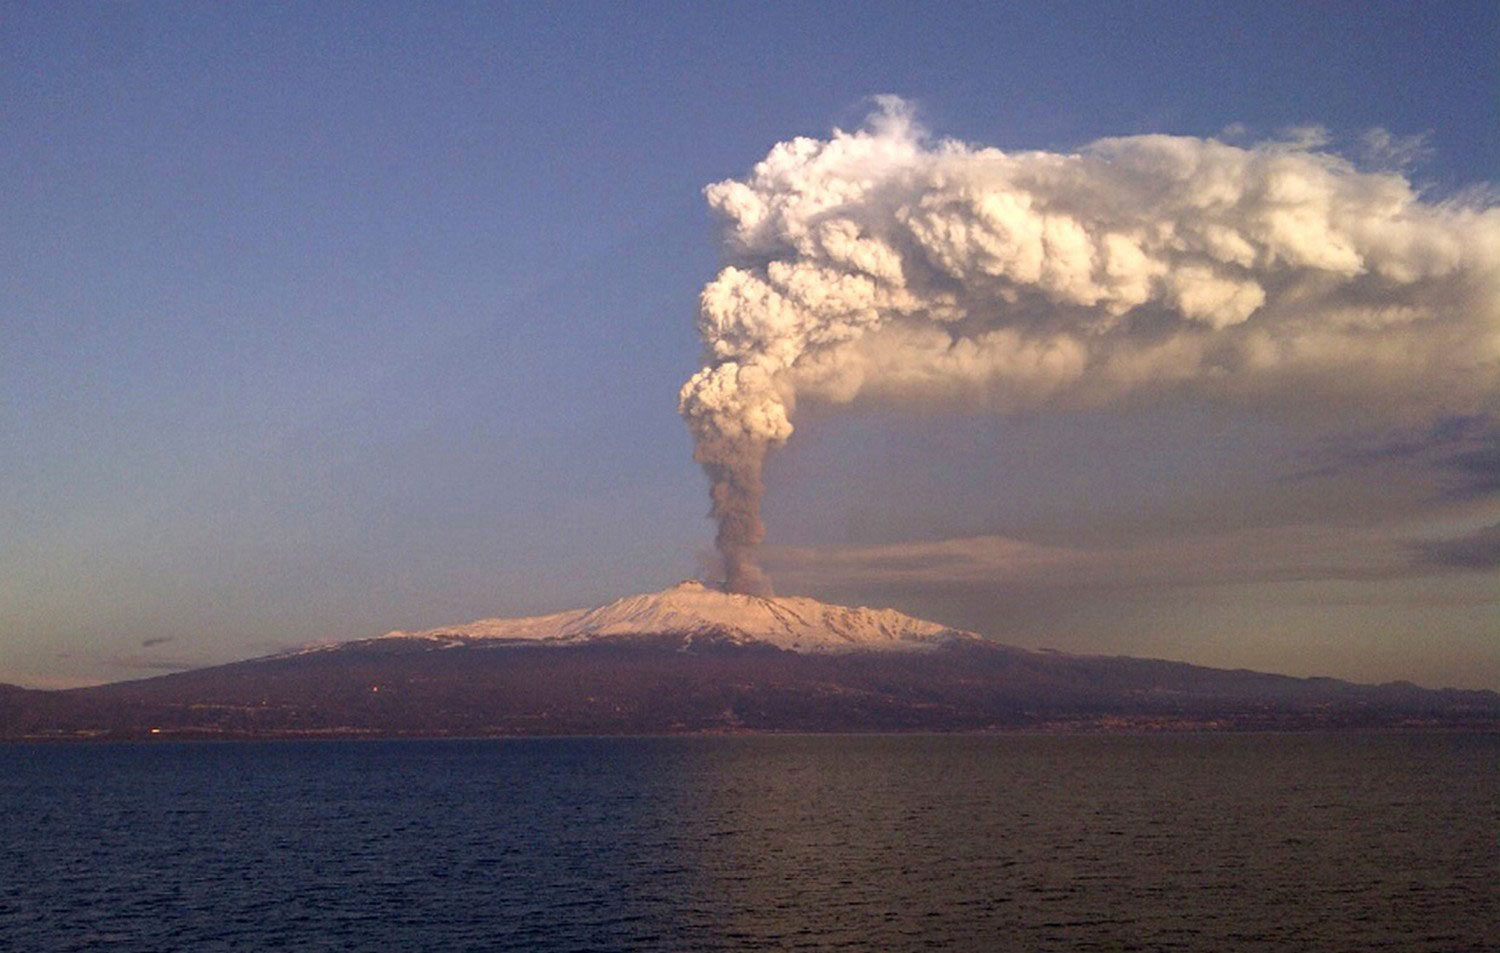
[[4, 638, 1497, 740]]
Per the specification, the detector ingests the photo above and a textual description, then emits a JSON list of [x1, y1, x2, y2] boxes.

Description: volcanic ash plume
[[679, 361, 788, 595], [680, 97, 1500, 593]]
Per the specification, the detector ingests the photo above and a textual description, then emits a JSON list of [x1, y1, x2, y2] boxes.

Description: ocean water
[[0, 734, 1495, 952]]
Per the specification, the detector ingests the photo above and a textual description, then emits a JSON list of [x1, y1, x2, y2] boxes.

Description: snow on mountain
[[382, 580, 979, 653]]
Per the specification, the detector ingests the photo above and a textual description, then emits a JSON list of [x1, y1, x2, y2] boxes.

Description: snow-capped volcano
[[382, 580, 978, 654], [14, 586, 1499, 741]]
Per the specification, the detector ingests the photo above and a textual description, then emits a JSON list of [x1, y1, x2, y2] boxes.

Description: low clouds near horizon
[[766, 519, 1495, 596]]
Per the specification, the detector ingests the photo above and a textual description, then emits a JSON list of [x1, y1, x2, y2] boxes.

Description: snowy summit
[[382, 580, 978, 654]]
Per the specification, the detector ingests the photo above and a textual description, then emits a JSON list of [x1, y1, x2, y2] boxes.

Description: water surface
[[2, 734, 1495, 951]]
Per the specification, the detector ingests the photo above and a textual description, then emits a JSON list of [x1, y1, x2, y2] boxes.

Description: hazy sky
[[3, 1, 1496, 690]]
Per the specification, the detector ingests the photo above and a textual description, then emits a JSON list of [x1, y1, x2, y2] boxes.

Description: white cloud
[[680, 98, 1500, 592]]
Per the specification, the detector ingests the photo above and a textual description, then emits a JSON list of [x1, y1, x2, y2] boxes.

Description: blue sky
[[3, 1, 1496, 688]]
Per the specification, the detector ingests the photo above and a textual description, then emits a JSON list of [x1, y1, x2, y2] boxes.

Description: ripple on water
[[0, 734, 1496, 952]]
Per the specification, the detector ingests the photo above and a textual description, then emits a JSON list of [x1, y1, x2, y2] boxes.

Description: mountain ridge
[[3, 583, 1497, 739], [377, 580, 976, 653]]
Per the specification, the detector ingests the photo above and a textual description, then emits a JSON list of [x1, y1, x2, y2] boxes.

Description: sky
[[2, 1, 1496, 690]]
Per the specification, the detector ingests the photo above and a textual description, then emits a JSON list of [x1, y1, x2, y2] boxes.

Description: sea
[[1, 734, 1495, 952]]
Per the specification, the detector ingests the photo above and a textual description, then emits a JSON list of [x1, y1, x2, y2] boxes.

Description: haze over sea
[[2, 734, 1495, 952]]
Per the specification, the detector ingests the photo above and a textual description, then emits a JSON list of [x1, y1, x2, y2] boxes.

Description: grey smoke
[[680, 97, 1500, 593]]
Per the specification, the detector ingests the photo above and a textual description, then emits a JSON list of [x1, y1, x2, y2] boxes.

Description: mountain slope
[[380, 580, 974, 653], [3, 584, 1497, 739]]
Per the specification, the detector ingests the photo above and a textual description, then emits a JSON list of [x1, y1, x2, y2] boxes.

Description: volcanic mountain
[[377, 580, 977, 653], [4, 582, 1498, 739]]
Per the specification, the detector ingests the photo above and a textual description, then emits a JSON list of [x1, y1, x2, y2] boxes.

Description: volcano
[[377, 580, 978, 653], [4, 583, 1498, 739]]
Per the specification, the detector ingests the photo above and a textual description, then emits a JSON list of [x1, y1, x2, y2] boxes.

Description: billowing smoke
[[680, 97, 1500, 594]]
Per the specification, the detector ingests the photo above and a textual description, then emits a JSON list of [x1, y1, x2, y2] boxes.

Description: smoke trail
[[679, 362, 787, 594], [680, 97, 1500, 593], [700, 435, 772, 596]]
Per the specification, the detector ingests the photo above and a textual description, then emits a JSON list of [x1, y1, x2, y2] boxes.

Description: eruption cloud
[[680, 97, 1500, 594]]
